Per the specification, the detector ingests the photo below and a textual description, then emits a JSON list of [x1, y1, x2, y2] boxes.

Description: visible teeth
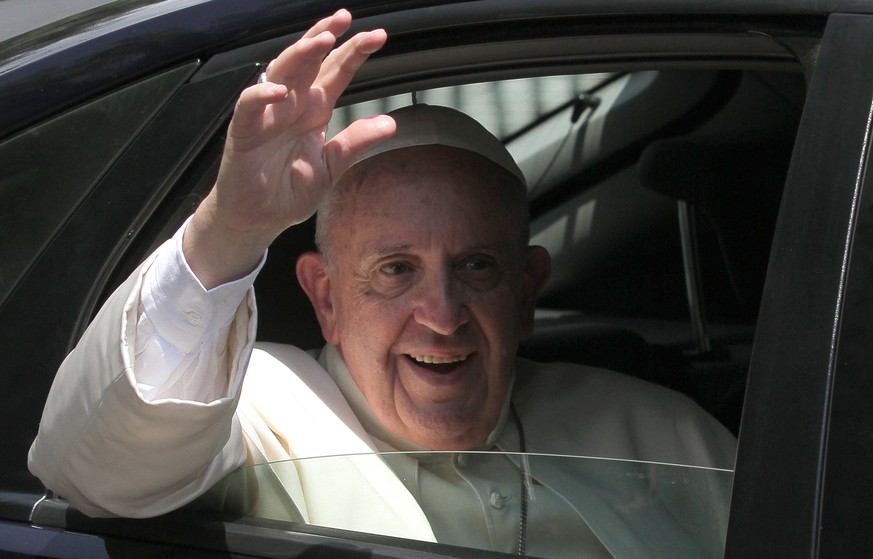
[[409, 354, 468, 364]]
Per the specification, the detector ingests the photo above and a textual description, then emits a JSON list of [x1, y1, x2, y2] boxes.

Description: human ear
[[296, 251, 340, 345], [519, 245, 551, 339]]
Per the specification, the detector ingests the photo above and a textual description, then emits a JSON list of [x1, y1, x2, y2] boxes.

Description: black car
[[2, 0, 873, 557]]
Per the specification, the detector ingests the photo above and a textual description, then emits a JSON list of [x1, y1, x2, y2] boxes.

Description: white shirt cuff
[[141, 219, 266, 354]]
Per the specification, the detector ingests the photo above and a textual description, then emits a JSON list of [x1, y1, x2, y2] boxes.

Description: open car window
[[258, 68, 802, 437], [237, 67, 799, 558], [206, 453, 732, 559]]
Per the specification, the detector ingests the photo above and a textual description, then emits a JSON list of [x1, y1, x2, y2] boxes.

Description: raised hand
[[184, 9, 395, 288]]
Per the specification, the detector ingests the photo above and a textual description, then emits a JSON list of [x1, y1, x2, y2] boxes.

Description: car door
[[727, 12, 873, 559]]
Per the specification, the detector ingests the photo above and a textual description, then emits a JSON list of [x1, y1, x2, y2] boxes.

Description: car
[[3, 0, 873, 557]]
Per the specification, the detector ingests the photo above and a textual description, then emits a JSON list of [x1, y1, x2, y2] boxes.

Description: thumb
[[325, 115, 397, 181]]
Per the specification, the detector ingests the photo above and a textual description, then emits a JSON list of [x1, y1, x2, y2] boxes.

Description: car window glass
[[0, 64, 191, 307], [207, 453, 732, 559]]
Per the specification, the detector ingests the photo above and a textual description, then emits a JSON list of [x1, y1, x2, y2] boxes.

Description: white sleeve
[[134, 221, 265, 403], [27, 221, 267, 518]]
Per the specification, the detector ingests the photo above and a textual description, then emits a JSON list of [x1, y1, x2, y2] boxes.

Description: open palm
[[185, 10, 395, 288]]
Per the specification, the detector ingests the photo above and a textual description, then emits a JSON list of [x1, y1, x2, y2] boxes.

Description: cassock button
[[490, 491, 509, 509]]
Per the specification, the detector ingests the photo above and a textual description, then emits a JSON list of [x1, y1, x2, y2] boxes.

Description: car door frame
[[727, 11, 873, 559]]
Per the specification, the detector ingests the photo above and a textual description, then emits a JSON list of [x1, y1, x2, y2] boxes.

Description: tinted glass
[[211, 453, 732, 559], [0, 64, 193, 306]]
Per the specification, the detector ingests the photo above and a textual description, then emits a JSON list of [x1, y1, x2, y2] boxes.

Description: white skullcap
[[350, 104, 526, 186]]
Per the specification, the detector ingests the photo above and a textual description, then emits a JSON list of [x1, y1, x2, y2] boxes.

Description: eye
[[368, 260, 418, 296], [460, 257, 494, 272], [379, 261, 414, 276], [457, 255, 501, 288]]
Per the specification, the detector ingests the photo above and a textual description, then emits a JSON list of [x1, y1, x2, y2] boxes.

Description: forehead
[[333, 146, 522, 255]]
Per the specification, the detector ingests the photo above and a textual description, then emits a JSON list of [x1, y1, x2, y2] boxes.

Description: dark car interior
[[518, 69, 800, 434]]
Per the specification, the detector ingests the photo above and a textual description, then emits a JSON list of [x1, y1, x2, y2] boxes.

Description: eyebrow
[[362, 241, 508, 263], [368, 244, 413, 259], [358, 244, 414, 268]]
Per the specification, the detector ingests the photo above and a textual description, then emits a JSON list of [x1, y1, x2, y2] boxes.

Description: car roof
[[1, 0, 873, 140], [0, 0, 127, 42]]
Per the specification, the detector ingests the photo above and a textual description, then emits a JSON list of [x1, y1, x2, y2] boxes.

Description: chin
[[406, 407, 492, 450]]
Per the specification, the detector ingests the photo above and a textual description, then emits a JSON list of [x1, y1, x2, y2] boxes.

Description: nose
[[412, 271, 470, 335]]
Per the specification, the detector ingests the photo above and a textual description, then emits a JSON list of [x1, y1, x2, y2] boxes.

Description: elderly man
[[29, 9, 735, 559]]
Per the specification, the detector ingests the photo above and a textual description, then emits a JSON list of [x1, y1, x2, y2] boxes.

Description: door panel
[[727, 13, 873, 559]]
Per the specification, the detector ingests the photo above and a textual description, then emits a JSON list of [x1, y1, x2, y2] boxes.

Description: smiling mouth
[[408, 354, 468, 364], [406, 353, 469, 373]]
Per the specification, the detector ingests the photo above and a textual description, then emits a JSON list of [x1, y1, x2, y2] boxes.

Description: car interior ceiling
[[252, 67, 803, 437]]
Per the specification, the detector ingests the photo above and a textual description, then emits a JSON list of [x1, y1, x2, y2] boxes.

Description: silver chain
[[510, 403, 528, 556]]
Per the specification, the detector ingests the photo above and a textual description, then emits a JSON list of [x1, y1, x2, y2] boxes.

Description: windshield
[[206, 452, 731, 559]]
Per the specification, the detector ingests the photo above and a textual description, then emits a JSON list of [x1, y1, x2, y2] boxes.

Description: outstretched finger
[[301, 8, 352, 40], [314, 28, 387, 104], [228, 82, 289, 141], [264, 9, 353, 88], [266, 31, 339, 92]]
